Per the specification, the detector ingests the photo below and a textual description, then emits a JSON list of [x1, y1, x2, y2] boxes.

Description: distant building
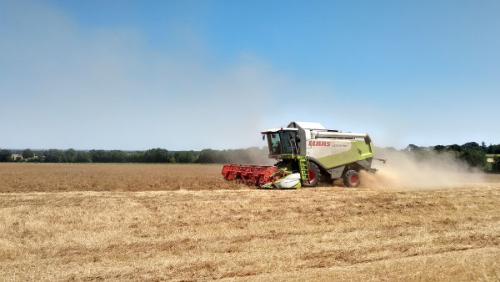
[[10, 154, 23, 161], [485, 154, 500, 171]]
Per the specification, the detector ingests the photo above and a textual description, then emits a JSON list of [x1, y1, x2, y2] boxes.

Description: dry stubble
[[0, 164, 499, 281]]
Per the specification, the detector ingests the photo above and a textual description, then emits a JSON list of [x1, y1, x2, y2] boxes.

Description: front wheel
[[343, 169, 360, 188], [303, 162, 321, 187]]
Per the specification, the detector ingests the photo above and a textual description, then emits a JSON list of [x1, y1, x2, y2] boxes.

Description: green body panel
[[291, 181, 302, 189], [316, 141, 374, 169]]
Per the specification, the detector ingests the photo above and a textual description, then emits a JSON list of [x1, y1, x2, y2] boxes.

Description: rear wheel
[[303, 162, 321, 187], [343, 169, 360, 188]]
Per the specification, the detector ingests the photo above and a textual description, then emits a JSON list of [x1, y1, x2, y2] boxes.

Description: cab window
[[268, 133, 281, 155]]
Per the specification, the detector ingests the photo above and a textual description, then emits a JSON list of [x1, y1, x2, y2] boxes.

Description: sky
[[1, 0, 499, 150]]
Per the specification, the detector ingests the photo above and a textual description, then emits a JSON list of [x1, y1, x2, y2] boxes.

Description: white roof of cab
[[288, 121, 326, 130], [261, 128, 298, 133]]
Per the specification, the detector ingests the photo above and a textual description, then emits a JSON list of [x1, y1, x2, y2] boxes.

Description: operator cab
[[261, 128, 300, 157]]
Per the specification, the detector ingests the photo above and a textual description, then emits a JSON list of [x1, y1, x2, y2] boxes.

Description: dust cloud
[[361, 149, 486, 190], [221, 147, 274, 166]]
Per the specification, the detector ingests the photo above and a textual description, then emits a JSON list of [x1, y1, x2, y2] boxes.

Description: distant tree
[[75, 151, 91, 162], [433, 145, 446, 152], [0, 149, 11, 162], [44, 149, 63, 162], [89, 150, 109, 162], [63, 149, 77, 162], [459, 148, 486, 168], [461, 142, 481, 151], [173, 151, 197, 163], [197, 149, 218, 163], [447, 144, 462, 152], [22, 149, 35, 159], [127, 151, 145, 162], [108, 150, 126, 162], [143, 148, 170, 162], [494, 158, 500, 173], [487, 144, 500, 154], [405, 144, 421, 152]]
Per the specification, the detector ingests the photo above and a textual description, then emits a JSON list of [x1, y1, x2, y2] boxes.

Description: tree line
[[404, 142, 500, 172], [0, 147, 270, 165], [0, 142, 499, 172]]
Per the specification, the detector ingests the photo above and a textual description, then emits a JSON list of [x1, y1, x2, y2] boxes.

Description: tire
[[303, 162, 321, 187], [343, 169, 360, 188]]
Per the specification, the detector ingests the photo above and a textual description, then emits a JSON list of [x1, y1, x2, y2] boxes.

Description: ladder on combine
[[297, 156, 309, 183]]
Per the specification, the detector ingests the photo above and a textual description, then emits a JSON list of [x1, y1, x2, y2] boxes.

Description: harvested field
[[0, 164, 499, 281], [0, 163, 241, 192]]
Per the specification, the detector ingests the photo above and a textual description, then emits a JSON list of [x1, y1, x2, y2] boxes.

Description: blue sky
[[1, 0, 499, 150]]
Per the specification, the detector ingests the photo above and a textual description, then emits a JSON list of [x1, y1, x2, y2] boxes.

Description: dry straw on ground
[[0, 164, 499, 281], [0, 163, 242, 192]]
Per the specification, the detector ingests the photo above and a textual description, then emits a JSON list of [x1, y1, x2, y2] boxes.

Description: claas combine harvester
[[222, 121, 377, 189]]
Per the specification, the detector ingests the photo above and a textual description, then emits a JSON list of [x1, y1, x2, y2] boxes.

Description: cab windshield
[[266, 131, 298, 155]]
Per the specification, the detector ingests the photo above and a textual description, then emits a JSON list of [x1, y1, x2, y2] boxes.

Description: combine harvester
[[222, 121, 377, 188]]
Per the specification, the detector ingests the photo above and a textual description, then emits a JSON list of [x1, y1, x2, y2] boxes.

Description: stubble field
[[0, 163, 499, 281]]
